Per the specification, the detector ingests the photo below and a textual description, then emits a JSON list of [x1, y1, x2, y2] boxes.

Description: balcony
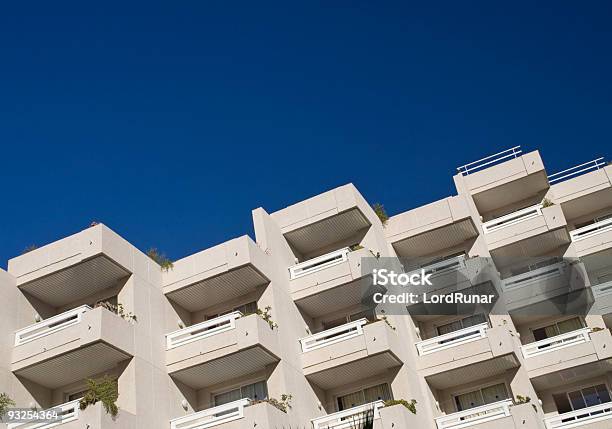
[[7, 224, 135, 308], [289, 247, 379, 318], [163, 236, 271, 312], [592, 281, 612, 315], [166, 313, 280, 390], [170, 400, 288, 429], [300, 320, 402, 390], [521, 328, 612, 380], [544, 402, 612, 429], [11, 306, 134, 389], [483, 204, 569, 266], [416, 325, 520, 388], [570, 217, 612, 257], [385, 195, 478, 258], [7, 400, 136, 429], [454, 147, 549, 214], [435, 400, 543, 429], [311, 401, 417, 429]]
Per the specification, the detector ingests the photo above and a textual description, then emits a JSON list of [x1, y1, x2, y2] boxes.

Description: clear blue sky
[[1, 2, 611, 267]]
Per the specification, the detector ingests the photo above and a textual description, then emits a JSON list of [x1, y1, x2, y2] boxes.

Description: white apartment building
[[1, 146, 612, 429]]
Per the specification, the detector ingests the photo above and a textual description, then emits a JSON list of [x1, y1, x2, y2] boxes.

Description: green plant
[[0, 392, 15, 418], [380, 316, 396, 331], [592, 327, 605, 332], [146, 248, 174, 272], [541, 198, 554, 208], [21, 245, 38, 255], [515, 395, 531, 404], [95, 301, 137, 323], [384, 398, 417, 414], [349, 244, 364, 251], [253, 394, 293, 413], [372, 203, 388, 226], [79, 376, 119, 418], [256, 306, 278, 330]]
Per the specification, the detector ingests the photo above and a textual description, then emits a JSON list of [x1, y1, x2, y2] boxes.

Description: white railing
[[166, 312, 242, 350], [482, 204, 543, 234], [300, 319, 367, 352], [311, 401, 384, 429], [435, 399, 513, 429], [570, 217, 612, 242], [548, 157, 606, 184], [456, 146, 522, 176], [170, 399, 250, 429], [521, 327, 592, 358], [416, 323, 488, 356], [502, 262, 566, 291], [544, 401, 612, 429], [14, 306, 91, 346], [593, 281, 612, 298], [7, 399, 81, 429], [421, 255, 467, 277], [289, 247, 350, 280]]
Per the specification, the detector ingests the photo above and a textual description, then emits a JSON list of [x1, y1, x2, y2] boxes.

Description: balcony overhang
[[164, 236, 270, 312], [489, 228, 570, 268], [530, 359, 612, 391], [11, 307, 134, 389]]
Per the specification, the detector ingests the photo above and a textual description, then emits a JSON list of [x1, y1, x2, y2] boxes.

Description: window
[[553, 384, 611, 414], [436, 314, 487, 337], [321, 309, 376, 331], [213, 381, 268, 406], [337, 383, 392, 411], [67, 389, 88, 402], [206, 301, 257, 320], [509, 257, 561, 277], [454, 383, 509, 411], [532, 317, 583, 342]]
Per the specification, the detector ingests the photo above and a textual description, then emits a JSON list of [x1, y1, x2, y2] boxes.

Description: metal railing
[[14, 305, 91, 346], [300, 319, 367, 352], [570, 217, 612, 242], [289, 247, 350, 280], [544, 401, 612, 429], [456, 146, 522, 176], [482, 204, 543, 234], [548, 157, 606, 184], [7, 399, 81, 429], [502, 261, 566, 291], [166, 312, 242, 350], [592, 281, 612, 298], [416, 323, 488, 356], [170, 399, 250, 429], [435, 399, 513, 429], [311, 401, 384, 429], [521, 327, 591, 358]]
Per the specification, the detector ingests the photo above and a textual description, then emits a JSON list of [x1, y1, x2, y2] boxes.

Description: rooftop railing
[[170, 399, 250, 429], [7, 399, 81, 429], [570, 217, 612, 242], [544, 401, 612, 429], [14, 305, 91, 346], [289, 247, 350, 280], [521, 327, 591, 358], [548, 157, 606, 184], [456, 146, 522, 176], [300, 319, 367, 352], [435, 399, 513, 429], [482, 204, 543, 234], [311, 401, 384, 429], [166, 311, 242, 350], [502, 261, 566, 291], [416, 323, 488, 356]]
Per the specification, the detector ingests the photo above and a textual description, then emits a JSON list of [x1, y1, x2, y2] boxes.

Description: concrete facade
[[1, 147, 612, 429]]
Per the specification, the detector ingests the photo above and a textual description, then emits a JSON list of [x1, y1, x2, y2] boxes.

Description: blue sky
[[1, 1, 611, 267]]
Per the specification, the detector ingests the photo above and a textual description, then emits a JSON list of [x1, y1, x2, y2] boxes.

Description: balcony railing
[[456, 146, 522, 176], [300, 319, 367, 352], [170, 399, 250, 429], [521, 327, 592, 358], [416, 323, 488, 356], [7, 399, 81, 429], [544, 401, 612, 429], [570, 217, 612, 242], [418, 255, 467, 277], [14, 305, 91, 346], [482, 204, 543, 234], [311, 401, 384, 429], [593, 281, 612, 298], [166, 312, 242, 350], [502, 261, 566, 291], [289, 247, 350, 280], [548, 157, 606, 184], [435, 399, 513, 429]]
